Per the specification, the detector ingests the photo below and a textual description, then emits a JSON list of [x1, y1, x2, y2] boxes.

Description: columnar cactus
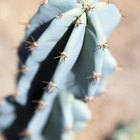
[[0, 0, 121, 140]]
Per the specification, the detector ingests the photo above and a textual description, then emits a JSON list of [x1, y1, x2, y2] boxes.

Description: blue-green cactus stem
[[0, 1, 122, 140], [23, 11, 87, 137], [16, 8, 84, 105]]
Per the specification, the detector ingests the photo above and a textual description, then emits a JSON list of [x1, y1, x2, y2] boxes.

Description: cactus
[[0, 0, 121, 140]]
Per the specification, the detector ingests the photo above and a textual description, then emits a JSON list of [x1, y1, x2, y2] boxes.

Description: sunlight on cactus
[[0, 0, 121, 140]]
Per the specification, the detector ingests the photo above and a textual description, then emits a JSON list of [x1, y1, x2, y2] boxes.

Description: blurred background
[[0, 0, 140, 140]]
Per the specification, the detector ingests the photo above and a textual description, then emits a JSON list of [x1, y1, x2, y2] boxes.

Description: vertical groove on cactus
[[26, 23, 74, 105]]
